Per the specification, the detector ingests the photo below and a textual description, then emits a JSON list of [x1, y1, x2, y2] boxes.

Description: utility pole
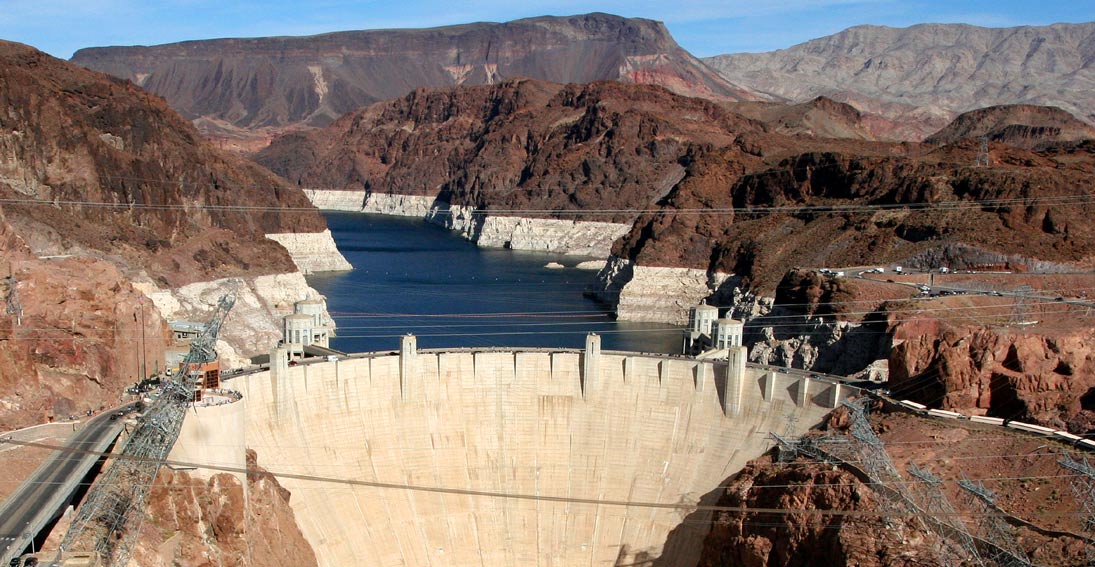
[[139, 297, 147, 381], [976, 136, 991, 167]]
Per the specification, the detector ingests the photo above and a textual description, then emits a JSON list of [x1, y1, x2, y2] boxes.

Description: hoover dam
[[174, 336, 858, 566]]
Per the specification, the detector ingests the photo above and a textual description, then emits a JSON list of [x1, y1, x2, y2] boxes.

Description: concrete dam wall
[[225, 341, 855, 566]]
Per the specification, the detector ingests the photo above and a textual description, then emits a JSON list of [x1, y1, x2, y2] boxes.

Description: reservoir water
[[305, 212, 683, 353]]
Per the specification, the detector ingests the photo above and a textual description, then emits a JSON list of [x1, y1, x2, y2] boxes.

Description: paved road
[[0, 407, 130, 565]]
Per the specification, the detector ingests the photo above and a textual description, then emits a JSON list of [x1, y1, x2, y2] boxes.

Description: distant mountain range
[[704, 22, 1095, 140], [69, 16, 1095, 145], [70, 13, 752, 146]]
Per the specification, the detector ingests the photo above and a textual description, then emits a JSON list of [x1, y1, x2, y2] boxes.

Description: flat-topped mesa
[[211, 338, 857, 567], [72, 13, 756, 138]]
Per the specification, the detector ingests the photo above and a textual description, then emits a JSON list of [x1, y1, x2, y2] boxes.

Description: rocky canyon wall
[[591, 256, 732, 324], [133, 272, 332, 366], [306, 188, 631, 257], [265, 230, 352, 274]]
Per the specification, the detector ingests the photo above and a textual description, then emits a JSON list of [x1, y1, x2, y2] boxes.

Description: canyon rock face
[[698, 410, 1089, 566], [261, 77, 1095, 324], [71, 13, 754, 142], [699, 458, 932, 567], [131, 449, 318, 567], [705, 22, 1095, 141], [256, 79, 754, 222], [0, 40, 327, 287], [0, 42, 341, 425], [616, 144, 1095, 292], [888, 305, 1095, 430], [925, 104, 1095, 150], [0, 241, 169, 429]]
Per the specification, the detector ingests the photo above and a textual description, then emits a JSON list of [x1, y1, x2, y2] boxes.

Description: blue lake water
[[305, 212, 683, 354]]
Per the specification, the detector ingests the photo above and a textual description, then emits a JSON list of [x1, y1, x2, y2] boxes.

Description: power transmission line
[[0, 437, 1086, 522]]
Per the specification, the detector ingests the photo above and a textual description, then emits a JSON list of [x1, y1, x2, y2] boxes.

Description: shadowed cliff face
[[618, 145, 1095, 290], [257, 79, 766, 225], [70, 13, 756, 139]]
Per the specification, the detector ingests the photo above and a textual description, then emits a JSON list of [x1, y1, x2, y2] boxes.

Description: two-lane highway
[[0, 407, 131, 565]]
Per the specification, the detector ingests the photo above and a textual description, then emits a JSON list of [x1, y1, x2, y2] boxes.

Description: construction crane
[[57, 291, 236, 566]]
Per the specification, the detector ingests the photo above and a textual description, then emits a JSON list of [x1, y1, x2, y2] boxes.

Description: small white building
[[712, 318, 744, 349], [282, 299, 332, 357], [683, 302, 719, 354]]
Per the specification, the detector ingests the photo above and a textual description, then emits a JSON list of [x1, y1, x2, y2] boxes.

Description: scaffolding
[[1058, 453, 1095, 565], [772, 399, 984, 566], [59, 292, 235, 566], [957, 474, 1032, 567]]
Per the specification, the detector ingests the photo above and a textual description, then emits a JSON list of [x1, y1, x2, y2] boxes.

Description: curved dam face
[[231, 342, 854, 566]]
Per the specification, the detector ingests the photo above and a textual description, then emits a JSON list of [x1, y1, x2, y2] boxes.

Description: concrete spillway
[[194, 340, 855, 566]]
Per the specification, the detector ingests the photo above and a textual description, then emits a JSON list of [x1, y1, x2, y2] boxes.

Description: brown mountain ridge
[[71, 13, 756, 147], [925, 104, 1095, 150], [0, 40, 325, 427], [257, 78, 1095, 292]]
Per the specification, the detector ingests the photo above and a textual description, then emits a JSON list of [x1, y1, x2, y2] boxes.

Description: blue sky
[[2, 0, 1094, 59]]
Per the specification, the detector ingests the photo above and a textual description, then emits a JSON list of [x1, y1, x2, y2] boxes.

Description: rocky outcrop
[[72, 13, 754, 141], [699, 458, 929, 567], [0, 254, 169, 429], [363, 192, 435, 217], [699, 410, 1089, 566], [925, 104, 1095, 150], [728, 96, 879, 140], [0, 41, 339, 425], [130, 450, 318, 567], [591, 256, 731, 323], [0, 41, 328, 288], [735, 269, 906, 373], [304, 189, 368, 212], [265, 230, 352, 273], [888, 309, 1095, 430], [257, 79, 749, 226], [474, 216, 630, 256], [617, 147, 1095, 293], [704, 22, 1095, 141], [133, 272, 331, 366]]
